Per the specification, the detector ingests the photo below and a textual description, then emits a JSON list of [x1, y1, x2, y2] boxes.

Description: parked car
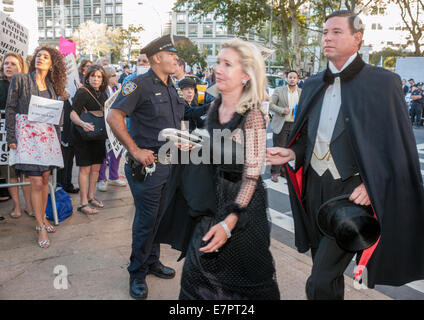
[[267, 74, 286, 96], [184, 74, 208, 104]]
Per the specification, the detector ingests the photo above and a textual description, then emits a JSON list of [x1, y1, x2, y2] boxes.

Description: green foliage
[[369, 47, 417, 68], [175, 39, 207, 70]]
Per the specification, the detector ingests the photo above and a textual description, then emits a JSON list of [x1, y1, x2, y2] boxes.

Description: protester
[[195, 66, 203, 79], [204, 71, 216, 105], [97, 66, 126, 192], [107, 34, 186, 300], [78, 58, 93, 84], [136, 53, 150, 75], [96, 58, 109, 67], [173, 58, 186, 83], [6, 46, 67, 248], [0, 53, 33, 219], [157, 38, 280, 300], [402, 79, 409, 96], [179, 77, 209, 131], [269, 70, 302, 182], [70, 65, 108, 215], [266, 10, 424, 299]]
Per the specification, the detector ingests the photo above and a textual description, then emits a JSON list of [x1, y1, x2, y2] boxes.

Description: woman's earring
[[242, 80, 247, 87]]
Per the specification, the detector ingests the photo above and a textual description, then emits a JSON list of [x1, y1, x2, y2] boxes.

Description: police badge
[[122, 81, 138, 96]]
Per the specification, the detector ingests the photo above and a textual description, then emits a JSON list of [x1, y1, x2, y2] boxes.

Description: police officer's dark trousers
[[125, 162, 171, 280], [410, 103, 423, 127], [304, 169, 361, 300]]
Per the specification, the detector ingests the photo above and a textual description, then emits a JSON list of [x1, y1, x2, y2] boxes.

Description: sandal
[[9, 210, 22, 219], [35, 225, 50, 248], [77, 204, 98, 215], [88, 198, 104, 209], [43, 215, 56, 233], [24, 209, 35, 217]]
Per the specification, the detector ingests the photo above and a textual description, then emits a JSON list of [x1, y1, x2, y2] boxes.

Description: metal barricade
[[0, 110, 59, 225]]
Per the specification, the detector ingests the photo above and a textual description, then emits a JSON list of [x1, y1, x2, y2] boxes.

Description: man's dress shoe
[[64, 186, 80, 194], [129, 278, 148, 300], [148, 263, 176, 279]]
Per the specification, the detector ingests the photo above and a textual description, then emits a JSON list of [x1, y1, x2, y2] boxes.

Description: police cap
[[140, 34, 189, 58], [179, 77, 196, 89], [417, 82, 423, 87]]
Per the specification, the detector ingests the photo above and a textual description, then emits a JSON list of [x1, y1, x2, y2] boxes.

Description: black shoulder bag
[[75, 87, 108, 141]]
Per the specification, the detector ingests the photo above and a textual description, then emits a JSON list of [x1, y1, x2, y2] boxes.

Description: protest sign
[[59, 37, 76, 57], [0, 119, 9, 165], [64, 54, 81, 102], [28, 95, 64, 126], [0, 11, 29, 60], [104, 90, 124, 158]]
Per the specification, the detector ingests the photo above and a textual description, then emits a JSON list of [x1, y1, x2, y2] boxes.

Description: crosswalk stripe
[[264, 178, 289, 194], [268, 208, 294, 233]]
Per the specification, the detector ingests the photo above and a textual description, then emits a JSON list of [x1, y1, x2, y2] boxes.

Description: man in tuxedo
[[269, 70, 302, 182], [266, 10, 424, 299]]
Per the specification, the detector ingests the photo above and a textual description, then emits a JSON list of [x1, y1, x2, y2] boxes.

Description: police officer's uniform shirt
[[411, 89, 423, 106], [311, 52, 357, 180], [111, 68, 185, 150]]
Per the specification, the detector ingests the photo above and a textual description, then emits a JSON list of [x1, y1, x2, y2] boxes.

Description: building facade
[[169, 9, 268, 68], [36, 0, 124, 46]]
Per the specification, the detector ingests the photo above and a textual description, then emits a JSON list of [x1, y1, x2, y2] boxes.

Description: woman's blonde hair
[[220, 38, 268, 114]]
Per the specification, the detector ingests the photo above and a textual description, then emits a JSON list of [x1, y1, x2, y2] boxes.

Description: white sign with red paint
[[8, 114, 63, 167], [28, 95, 64, 126]]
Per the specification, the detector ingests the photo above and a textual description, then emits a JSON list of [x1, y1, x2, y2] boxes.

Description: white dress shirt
[[310, 52, 358, 179], [286, 88, 299, 122]]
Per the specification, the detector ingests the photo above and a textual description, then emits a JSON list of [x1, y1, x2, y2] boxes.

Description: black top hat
[[317, 194, 380, 252], [178, 77, 196, 89], [140, 34, 189, 58]]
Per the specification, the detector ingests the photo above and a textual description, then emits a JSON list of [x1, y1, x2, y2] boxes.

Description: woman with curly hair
[[5, 46, 67, 248]]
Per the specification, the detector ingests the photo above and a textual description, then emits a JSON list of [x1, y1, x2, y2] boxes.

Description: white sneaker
[[108, 178, 127, 187], [97, 180, 108, 192]]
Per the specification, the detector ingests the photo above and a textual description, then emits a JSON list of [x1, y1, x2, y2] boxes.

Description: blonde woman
[[158, 38, 280, 300]]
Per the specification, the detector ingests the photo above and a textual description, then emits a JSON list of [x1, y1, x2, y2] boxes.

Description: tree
[[392, 0, 424, 55], [72, 21, 112, 60], [174, 0, 310, 69], [120, 24, 144, 64], [175, 39, 207, 70]]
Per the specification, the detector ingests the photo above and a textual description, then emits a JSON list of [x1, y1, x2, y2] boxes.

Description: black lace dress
[[178, 99, 280, 300]]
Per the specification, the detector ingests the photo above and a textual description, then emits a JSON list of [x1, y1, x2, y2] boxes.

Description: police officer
[[410, 82, 423, 128], [107, 34, 186, 300]]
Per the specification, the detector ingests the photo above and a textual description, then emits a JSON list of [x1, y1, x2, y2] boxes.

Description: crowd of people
[[403, 78, 424, 128], [0, 9, 423, 301]]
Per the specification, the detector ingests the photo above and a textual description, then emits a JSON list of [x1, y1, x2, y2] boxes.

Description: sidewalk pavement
[[0, 174, 390, 300]]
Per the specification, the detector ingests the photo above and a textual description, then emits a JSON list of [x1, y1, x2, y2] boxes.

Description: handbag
[[75, 87, 108, 141], [46, 184, 73, 222]]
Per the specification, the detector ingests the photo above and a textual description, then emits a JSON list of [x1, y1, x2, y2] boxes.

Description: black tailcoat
[[285, 55, 424, 288]]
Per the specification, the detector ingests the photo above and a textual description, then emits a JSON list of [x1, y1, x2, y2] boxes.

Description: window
[[176, 23, 186, 35], [202, 43, 213, 56], [203, 24, 213, 37], [39, 30, 45, 39], [176, 13, 186, 22], [105, 5, 113, 14], [115, 15, 122, 26], [84, 0, 91, 5], [55, 28, 62, 38], [84, 7, 91, 15], [371, 23, 376, 30], [72, 0, 80, 5], [188, 24, 197, 36], [115, 5, 122, 14], [204, 13, 213, 22], [94, 16, 101, 23], [73, 7, 80, 16], [65, 28, 73, 37], [47, 29, 53, 38], [215, 23, 227, 37], [188, 14, 199, 23], [93, 5, 101, 15], [38, 18, 44, 27], [106, 15, 113, 25]]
